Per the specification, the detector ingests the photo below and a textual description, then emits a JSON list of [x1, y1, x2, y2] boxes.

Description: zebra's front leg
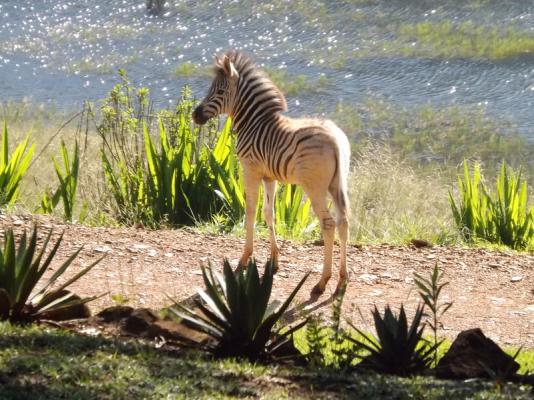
[[263, 179, 279, 273], [238, 171, 261, 268]]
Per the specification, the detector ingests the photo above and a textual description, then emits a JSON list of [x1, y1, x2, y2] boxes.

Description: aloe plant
[[171, 258, 309, 361], [40, 140, 80, 221], [347, 304, 438, 376], [490, 163, 533, 249], [0, 226, 103, 323], [450, 160, 533, 249], [275, 184, 316, 238], [0, 123, 35, 207]]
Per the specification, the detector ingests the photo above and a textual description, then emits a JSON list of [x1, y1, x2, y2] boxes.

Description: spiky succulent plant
[[0, 226, 103, 323], [347, 304, 438, 376], [171, 258, 309, 361]]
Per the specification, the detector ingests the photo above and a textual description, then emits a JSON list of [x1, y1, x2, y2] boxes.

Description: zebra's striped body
[[193, 51, 350, 296]]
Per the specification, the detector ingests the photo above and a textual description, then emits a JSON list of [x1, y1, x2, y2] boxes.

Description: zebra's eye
[[216, 89, 225, 95]]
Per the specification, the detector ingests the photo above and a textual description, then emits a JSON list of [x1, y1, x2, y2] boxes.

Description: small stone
[[358, 273, 379, 284], [97, 306, 134, 323], [410, 239, 433, 248], [132, 244, 150, 250], [487, 263, 502, 269], [510, 276, 523, 282], [94, 246, 112, 253]]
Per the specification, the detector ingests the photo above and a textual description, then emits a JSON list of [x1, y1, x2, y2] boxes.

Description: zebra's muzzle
[[192, 105, 209, 125]]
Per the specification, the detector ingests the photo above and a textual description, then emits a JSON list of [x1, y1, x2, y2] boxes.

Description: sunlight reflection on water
[[0, 0, 532, 137]]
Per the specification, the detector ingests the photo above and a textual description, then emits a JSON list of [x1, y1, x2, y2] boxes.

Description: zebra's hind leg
[[329, 186, 349, 296], [239, 171, 261, 269], [263, 179, 279, 273], [306, 189, 335, 296]]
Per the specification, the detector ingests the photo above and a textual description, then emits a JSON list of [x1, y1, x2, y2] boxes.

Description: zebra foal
[[192, 51, 350, 296]]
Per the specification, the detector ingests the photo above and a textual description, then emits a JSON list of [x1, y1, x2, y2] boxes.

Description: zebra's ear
[[222, 56, 239, 80]]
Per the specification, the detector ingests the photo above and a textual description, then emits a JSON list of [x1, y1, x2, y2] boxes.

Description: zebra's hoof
[[311, 284, 325, 296]]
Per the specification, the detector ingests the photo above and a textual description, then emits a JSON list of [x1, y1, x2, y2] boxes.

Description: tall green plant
[[0, 123, 34, 207], [414, 264, 453, 367], [491, 163, 533, 249], [40, 140, 80, 221], [144, 117, 244, 226], [450, 160, 533, 249], [98, 70, 153, 225]]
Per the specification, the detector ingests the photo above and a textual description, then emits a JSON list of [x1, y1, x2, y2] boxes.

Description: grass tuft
[[398, 21, 534, 60]]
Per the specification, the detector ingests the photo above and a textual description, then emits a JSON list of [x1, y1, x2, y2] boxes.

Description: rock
[[435, 328, 520, 379], [38, 290, 91, 321], [410, 239, 433, 248], [121, 308, 159, 335], [147, 319, 211, 344], [96, 305, 134, 323]]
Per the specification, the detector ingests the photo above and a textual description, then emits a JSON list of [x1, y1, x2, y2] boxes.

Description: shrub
[[0, 226, 103, 323], [414, 264, 453, 366], [97, 72, 244, 227], [170, 258, 309, 361], [450, 161, 533, 249]]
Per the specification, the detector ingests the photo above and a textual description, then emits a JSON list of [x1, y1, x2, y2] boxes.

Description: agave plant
[[0, 123, 35, 207], [347, 304, 438, 376], [0, 226, 103, 323], [449, 160, 533, 249], [170, 258, 309, 361], [40, 139, 80, 222]]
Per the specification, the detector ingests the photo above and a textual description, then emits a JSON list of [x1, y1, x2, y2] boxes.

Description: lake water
[[0, 0, 533, 139]]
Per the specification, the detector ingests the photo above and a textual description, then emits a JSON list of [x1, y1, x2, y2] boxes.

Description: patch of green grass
[[332, 98, 534, 181], [63, 54, 139, 75], [0, 322, 532, 399], [398, 21, 534, 60], [348, 143, 455, 244], [172, 62, 212, 78], [264, 68, 329, 96], [1, 101, 105, 223]]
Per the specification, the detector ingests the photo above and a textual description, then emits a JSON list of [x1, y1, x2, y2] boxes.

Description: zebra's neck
[[233, 112, 286, 161]]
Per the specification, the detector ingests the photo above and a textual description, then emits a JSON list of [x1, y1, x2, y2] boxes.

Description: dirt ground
[[1, 214, 532, 347]]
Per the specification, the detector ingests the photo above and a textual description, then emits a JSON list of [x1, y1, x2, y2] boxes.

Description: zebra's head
[[193, 54, 239, 125]]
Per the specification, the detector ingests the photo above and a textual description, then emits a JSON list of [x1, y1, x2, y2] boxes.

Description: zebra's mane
[[215, 50, 288, 113]]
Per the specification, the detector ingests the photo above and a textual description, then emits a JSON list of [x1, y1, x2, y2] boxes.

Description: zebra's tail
[[327, 121, 351, 216]]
